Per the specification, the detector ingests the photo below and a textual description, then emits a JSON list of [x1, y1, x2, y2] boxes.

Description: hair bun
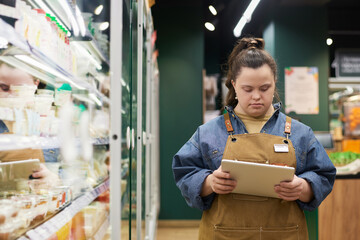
[[243, 38, 265, 50]]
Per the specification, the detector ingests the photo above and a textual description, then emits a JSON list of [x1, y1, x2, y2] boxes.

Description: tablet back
[[221, 159, 295, 198]]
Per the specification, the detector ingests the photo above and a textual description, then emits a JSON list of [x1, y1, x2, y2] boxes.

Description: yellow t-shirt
[[235, 108, 274, 133]]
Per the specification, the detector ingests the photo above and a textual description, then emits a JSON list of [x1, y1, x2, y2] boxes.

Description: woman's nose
[[252, 91, 260, 100]]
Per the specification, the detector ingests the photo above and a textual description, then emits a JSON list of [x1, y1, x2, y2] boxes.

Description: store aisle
[[156, 220, 199, 240]]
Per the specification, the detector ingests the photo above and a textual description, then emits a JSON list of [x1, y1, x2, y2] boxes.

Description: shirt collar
[[225, 102, 282, 115]]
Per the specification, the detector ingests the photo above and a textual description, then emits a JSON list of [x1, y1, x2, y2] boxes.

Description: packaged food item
[[12, 195, 35, 228], [28, 179, 50, 193], [32, 194, 49, 221], [54, 84, 72, 106], [10, 85, 37, 98], [0, 224, 14, 240], [36, 89, 54, 97], [34, 95, 54, 116], [47, 190, 61, 213], [0, 98, 27, 109], [0, 199, 17, 226], [53, 186, 72, 208], [344, 102, 360, 136]]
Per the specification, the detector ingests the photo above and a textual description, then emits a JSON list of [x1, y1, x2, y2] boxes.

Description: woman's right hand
[[201, 165, 237, 196]]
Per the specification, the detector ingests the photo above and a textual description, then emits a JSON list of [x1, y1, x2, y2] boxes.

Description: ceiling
[[203, 0, 360, 75], [74, 0, 360, 78]]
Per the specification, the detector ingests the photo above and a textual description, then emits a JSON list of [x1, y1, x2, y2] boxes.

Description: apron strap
[[284, 116, 292, 138], [225, 112, 292, 138], [224, 112, 234, 133]]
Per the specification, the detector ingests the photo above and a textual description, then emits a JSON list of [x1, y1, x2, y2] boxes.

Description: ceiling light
[[326, 38, 333, 46], [233, 17, 247, 37], [99, 22, 110, 31], [233, 0, 261, 37], [209, 5, 217, 16], [205, 22, 215, 31], [94, 5, 104, 15]]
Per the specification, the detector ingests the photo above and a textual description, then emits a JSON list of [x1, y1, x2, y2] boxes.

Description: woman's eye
[[0, 83, 10, 92], [243, 88, 252, 92], [260, 87, 269, 92]]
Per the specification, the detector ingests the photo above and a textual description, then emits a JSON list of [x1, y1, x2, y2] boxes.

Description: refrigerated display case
[[0, 0, 159, 239], [110, 0, 159, 239]]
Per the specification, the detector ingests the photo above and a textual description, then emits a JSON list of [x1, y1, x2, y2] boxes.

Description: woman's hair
[[224, 37, 280, 108]]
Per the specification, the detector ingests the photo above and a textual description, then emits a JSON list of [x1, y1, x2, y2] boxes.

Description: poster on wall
[[285, 67, 319, 114]]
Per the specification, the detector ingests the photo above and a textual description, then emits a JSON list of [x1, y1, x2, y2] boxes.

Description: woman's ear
[[231, 80, 235, 88]]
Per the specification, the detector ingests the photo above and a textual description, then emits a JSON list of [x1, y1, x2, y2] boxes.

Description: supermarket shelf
[[26, 0, 110, 65], [0, 134, 109, 151], [0, 18, 109, 102], [0, 135, 59, 151], [25, 179, 109, 240], [25, 0, 85, 39]]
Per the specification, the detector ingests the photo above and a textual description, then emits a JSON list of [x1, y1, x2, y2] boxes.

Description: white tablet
[[221, 159, 295, 198], [0, 159, 40, 180]]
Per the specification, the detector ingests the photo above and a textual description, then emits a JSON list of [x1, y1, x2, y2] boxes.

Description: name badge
[[274, 144, 289, 153]]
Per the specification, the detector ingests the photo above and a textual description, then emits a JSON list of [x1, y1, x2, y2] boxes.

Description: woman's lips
[[250, 103, 263, 107]]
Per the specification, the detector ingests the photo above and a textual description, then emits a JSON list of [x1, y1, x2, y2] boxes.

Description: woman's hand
[[274, 175, 314, 202], [31, 163, 61, 187], [201, 166, 237, 197]]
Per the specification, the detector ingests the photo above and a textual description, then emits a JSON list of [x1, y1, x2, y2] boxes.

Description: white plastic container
[[10, 85, 37, 98], [34, 95, 54, 116], [0, 98, 27, 109], [54, 90, 71, 106], [36, 89, 54, 97]]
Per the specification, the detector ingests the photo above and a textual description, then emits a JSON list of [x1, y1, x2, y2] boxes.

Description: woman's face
[[231, 64, 275, 117], [0, 63, 35, 95]]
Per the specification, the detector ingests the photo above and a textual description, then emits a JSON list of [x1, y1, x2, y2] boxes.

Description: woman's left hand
[[274, 175, 314, 202], [31, 163, 61, 186]]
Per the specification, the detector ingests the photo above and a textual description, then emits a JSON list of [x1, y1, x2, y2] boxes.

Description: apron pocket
[[214, 225, 259, 240], [261, 225, 299, 240]]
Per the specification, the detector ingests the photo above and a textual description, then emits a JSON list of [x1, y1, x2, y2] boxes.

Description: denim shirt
[[172, 103, 336, 211]]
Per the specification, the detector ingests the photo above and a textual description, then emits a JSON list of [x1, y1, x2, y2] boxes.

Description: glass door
[[121, 0, 132, 238], [130, 0, 139, 239], [111, 0, 159, 239]]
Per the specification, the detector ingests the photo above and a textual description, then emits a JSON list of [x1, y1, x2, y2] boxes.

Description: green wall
[[263, 6, 329, 240], [264, 6, 330, 131], [152, 2, 204, 219]]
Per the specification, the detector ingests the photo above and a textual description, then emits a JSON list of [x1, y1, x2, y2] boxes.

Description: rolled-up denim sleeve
[[297, 131, 336, 211], [172, 129, 215, 210], [0, 120, 9, 133]]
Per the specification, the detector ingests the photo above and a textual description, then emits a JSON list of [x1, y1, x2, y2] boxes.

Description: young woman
[[172, 37, 336, 240]]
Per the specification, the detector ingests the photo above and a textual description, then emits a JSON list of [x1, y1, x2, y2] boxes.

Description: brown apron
[[198, 113, 308, 240]]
